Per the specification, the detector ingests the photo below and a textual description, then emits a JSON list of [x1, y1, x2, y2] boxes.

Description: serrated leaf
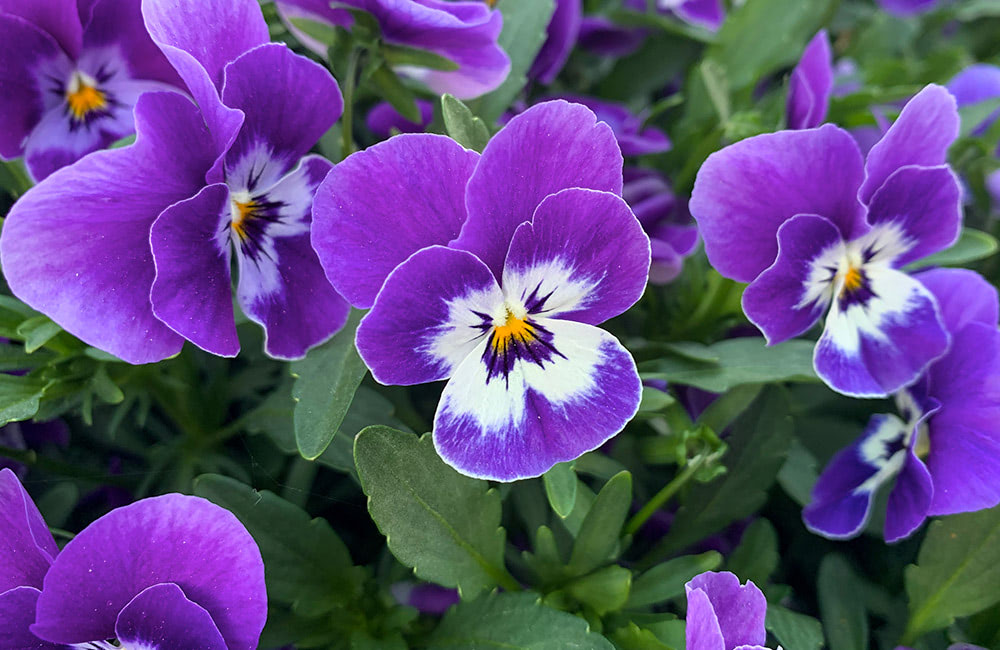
[[904, 505, 1000, 641], [907, 227, 998, 270], [627, 552, 722, 609], [441, 94, 491, 152], [0, 374, 45, 425], [427, 592, 614, 650], [544, 461, 577, 518], [354, 426, 512, 598], [819, 554, 868, 650], [568, 471, 632, 575], [766, 606, 824, 650], [727, 519, 779, 587], [291, 310, 367, 460]]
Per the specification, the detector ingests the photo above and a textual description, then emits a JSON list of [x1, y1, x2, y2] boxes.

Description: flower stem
[[340, 48, 361, 158], [623, 454, 707, 537]]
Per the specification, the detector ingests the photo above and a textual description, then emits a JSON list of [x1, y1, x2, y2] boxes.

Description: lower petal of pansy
[[433, 318, 640, 481], [813, 266, 949, 397], [884, 449, 933, 543], [115, 583, 226, 650], [742, 214, 843, 345], [150, 184, 239, 357], [356, 246, 503, 386], [0, 586, 60, 649]]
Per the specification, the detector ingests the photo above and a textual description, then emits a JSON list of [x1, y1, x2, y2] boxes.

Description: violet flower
[[529, 0, 582, 84], [623, 168, 698, 284], [366, 99, 434, 138], [691, 85, 962, 398], [876, 0, 943, 16], [946, 64, 1000, 136], [0, 0, 182, 181], [578, 0, 724, 57], [656, 0, 725, 31], [804, 268, 1000, 542], [312, 101, 650, 481], [391, 581, 460, 616], [277, 0, 510, 100], [0, 0, 348, 364], [786, 30, 833, 130], [685, 571, 771, 650], [556, 95, 671, 157]]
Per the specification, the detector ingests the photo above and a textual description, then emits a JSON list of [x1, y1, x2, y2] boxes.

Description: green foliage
[[543, 461, 578, 518], [568, 471, 632, 575], [627, 552, 723, 609], [767, 606, 825, 650], [908, 228, 999, 270], [819, 554, 869, 650], [727, 519, 779, 588], [441, 94, 492, 152]]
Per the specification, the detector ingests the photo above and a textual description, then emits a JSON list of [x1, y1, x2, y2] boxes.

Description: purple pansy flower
[[391, 581, 460, 616], [786, 30, 833, 130], [804, 268, 1000, 542], [947, 64, 1000, 137], [656, 0, 725, 31], [623, 168, 698, 284], [685, 571, 771, 650], [0, 0, 348, 364], [578, 0, 724, 58], [556, 95, 671, 157], [876, 0, 943, 16], [277, 0, 510, 100], [366, 99, 434, 138], [691, 85, 962, 398], [530, 0, 582, 84], [0, 468, 266, 648], [0, 0, 182, 181], [312, 101, 649, 481]]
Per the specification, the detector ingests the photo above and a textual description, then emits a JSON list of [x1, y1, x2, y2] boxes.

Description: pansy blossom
[[685, 571, 772, 650], [786, 29, 833, 130]]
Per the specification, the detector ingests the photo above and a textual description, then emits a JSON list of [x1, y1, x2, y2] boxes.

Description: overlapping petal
[[83, 0, 181, 85], [0, 587, 59, 650], [685, 572, 767, 650], [787, 30, 832, 130], [114, 583, 228, 650], [0, 0, 82, 58], [884, 449, 933, 542], [0, 468, 58, 593], [530, 0, 582, 84]]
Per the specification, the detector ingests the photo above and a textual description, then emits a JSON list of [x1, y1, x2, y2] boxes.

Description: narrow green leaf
[[907, 227, 998, 270], [627, 552, 722, 609], [819, 554, 869, 650], [727, 519, 779, 587], [354, 426, 512, 597], [637, 386, 677, 413], [90, 365, 124, 404], [766, 606, 824, 650], [543, 461, 577, 518], [568, 471, 632, 575], [367, 63, 421, 123], [695, 383, 763, 433], [566, 565, 632, 616], [0, 374, 45, 425], [441, 94, 491, 152], [288, 16, 341, 47], [383, 43, 459, 71], [16, 316, 62, 353]]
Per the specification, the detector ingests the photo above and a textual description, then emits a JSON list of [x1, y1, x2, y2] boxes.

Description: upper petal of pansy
[[813, 265, 949, 397], [31, 494, 266, 649], [884, 449, 933, 542], [453, 100, 623, 278], [863, 165, 961, 267], [433, 318, 640, 481], [357, 245, 503, 386], [876, 0, 941, 16], [222, 43, 342, 178], [685, 587, 725, 650], [916, 269, 999, 335], [0, 0, 82, 59], [742, 214, 843, 346], [501, 189, 650, 326], [82, 0, 182, 87], [689, 124, 867, 283], [312, 134, 479, 308], [235, 155, 350, 360], [684, 572, 767, 650], [0, 587, 61, 650], [0, 91, 223, 364], [529, 0, 582, 84], [786, 30, 833, 130], [114, 583, 227, 650], [0, 468, 58, 592], [671, 0, 725, 31], [274, 0, 352, 55], [859, 85, 959, 204], [947, 64, 1000, 136]]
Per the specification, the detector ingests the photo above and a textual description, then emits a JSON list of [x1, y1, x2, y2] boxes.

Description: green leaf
[[627, 552, 722, 609], [777, 439, 819, 507], [291, 310, 367, 460], [467, 0, 555, 124], [819, 554, 868, 650], [192, 474, 363, 614], [0, 374, 46, 425], [354, 426, 513, 597], [608, 623, 673, 650], [639, 338, 818, 392], [367, 63, 421, 123], [16, 316, 62, 353], [695, 383, 763, 434], [382, 43, 459, 71], [727, 519, 779, 587], [544, 462, 577, 518], [427, 592, 614, 649], [766, 606, 824, 650], [441, 94, 491, 152], [565, 565, 632, 615], [955, 0, 1000, 20], [288, 16, 341, 47], [568, 471, 632, 575], [903, 505, 1000, 641], [959, 97, 1000, 138], [637, 386, 677, 413], [907, 227, 998, 270]]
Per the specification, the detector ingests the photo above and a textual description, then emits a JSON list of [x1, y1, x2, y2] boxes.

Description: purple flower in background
[[0, 0, 348, 364], [946, 64, 1000, 136], [623, 168, 698, 284], [0, 419, 69, 479], [391, 581, 460, 616], [0, 0, 182, 181], [805, 268, 1000, 542], [691, 85, 962, 398], [366, 99, 434, 138], [556, 95, 671, 157], [312, 101, 649, 481], [656, 0, 725, 31], [530, 0, 582, 84], [685, 572, 771, 650], [786, 30, 833, 130], [876, 0, 943, 16], [578, 0, 724, 57], [278, 0, 510, 99]]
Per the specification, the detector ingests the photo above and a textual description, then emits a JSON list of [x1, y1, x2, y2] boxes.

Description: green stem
[[340, 48, 361, 158], [623, 455, 707, 537]]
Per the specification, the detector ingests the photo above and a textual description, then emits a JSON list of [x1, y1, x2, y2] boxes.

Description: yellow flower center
[[841, 265, 863, 295], [492, 309, 535, 352], [65, 72, 107, 121], [231, 197, 258, 241]]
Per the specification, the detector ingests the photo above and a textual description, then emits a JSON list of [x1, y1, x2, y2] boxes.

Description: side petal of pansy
[[786, 29, 832, 130], [689, 124, 867, 283], [685, 572, 768, 650], [529, 0, 582, 84], [453, 100, 623, 278], [0, 586, 61, 650], [312, 134, 480, 308], [0, 0, 82, 58], [0, 91, 224, 364], [82, 0, 182, 87], [501, 188, 650, 326], [31, 494, 266, 649], [917, 268, 999, 334], [114, 583, 227, 650], [884, 448, 934, 542], [0, 468, 58, 592]]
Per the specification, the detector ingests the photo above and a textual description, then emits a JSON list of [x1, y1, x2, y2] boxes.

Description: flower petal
[[673, 0, 725, 30], [529, 0, 582, 84], [357, 246, 503, 386], [916, 268, 999, 335], [115, 583, 227, 650], [690, 124, 867, 282], [433, 318, 640, 481], [0, 587, 60, 649], [312, 134, 479, 308], [0, 468, 57, 592], [884, 449, 933, 542], [502, 188, 649, 325], [453, 100, 623, 278], [946, 64, 1000, 136], [859, 84, 959, 204], [685, 587, 725, 650], [31, 494, 266, 650], [684, 572, 767, 650], [875, 0, 941, 16], [0, 0, 82, 59], [82, 0, 181, 86], [786, 30, 832, 130]]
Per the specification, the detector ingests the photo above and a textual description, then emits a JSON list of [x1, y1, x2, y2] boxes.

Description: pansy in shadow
[[691, 85, 962, 397], [312, 101, 650, 481], [685, 571, 772, 650], [0, 0, 182, 181], [804, 268, 1000, 542], [0, 0, 348, 364]]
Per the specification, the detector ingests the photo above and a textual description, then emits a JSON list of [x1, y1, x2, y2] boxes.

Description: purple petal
[[150, 184, 239, 357], [884, 449, 933, 542], [434, 318, 640, 481], [82, 0, 182, 86], [0, 587, 61, 649], [222, 43, 342, 176], [366, 99, 434, 138], [0, 0, 82, 59], [529, 0, 582, 84], [0, 91, 224, 364], [859, 85, 959, 204], [947, 64, 1000, 135], [577, 16, 645, 58], [115, 583, 227, 650], [685, 587, 725, 650], [918, 268, 999, 336], [742, 214, 842, 345], [0, 468, 57, 592], [987, 169, 1000, 209], [684, 572, 767, 650], [672, 0, 725, 31], [555, 94, 671, 157], [312, 134, 479, 308], [876, 0, 942, 16], [786, 30, 832, 130], [453, 100, 623, 278], [31, 494, 266, 649], [690, 124, 867, 283], [357, 246, 503, 386]]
